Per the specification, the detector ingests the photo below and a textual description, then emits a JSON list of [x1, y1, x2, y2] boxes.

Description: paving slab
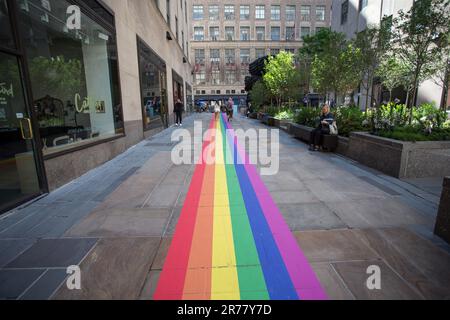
[[19, 269, 67, 300], [53, 237, 160, 300], [65, 207, 171, 238], [294, 229, 379, 263], [0, 269, 45, 300], [278, 203, 347, 231], [332, 260, 422, 300], [6, 238, 98, 269]]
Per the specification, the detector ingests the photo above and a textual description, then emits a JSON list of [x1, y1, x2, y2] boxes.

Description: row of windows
[[194, 48, 297, 65], [194, 69, 250, 85], [193, 26, 327, 41], [195, 90, 247, 95], [193, 4, 326, 22]]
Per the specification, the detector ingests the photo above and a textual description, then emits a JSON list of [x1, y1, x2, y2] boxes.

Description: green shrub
[[295, 107, 320, 127], [275, 109, 295, 120], [335, 106, 366, 137], [378, 126, 450, 142]]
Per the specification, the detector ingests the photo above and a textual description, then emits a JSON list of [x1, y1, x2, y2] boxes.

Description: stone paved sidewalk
[[0, 113, 450, 300]]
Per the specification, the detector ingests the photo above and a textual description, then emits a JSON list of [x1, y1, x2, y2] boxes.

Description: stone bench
[[288, 123, 338, 152], [434, 177, 450, 244]]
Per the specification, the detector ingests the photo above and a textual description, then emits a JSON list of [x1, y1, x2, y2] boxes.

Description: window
[[285, 48, 295, 54], [316, 5, 326, 21], [256, 26, 265, 41], [255, 48, 266, 58], [316, 27, 326, 34], [225, 27, 235, 41], [166, 0, 171, 26], [210, 49, 220, 64], [286, 5, 296, 21], [225, 49, 235, 64], [240, 27, 250, 41], [185, 1, 187, 21], [193, 5, 203, 20], [241, 67, 249, 81], [286, 27, 295, 41], [0, 0, 14, 49], [226, 90, 231, 94], [195, 49, 205, 64], [301, 27, 310, 38], [224, 5, 235, 20], [138, 40, 168, 129], [271, 5, 280, 20], [209, 5, 219, 20], [255, 5, 265, 19], [270, 48, 280, 56], [359, 0, 368, 11], [19, 0, 124, 154], [211, 70, 220, 85], [301, 5, 310, 21], [210, 26, 219, 41], [195, 71, 206, 85], [225, 70, 235, 84], [175, 16, 179, 39], [341, 0, 349, 25], [182, 31, 184, 51], [271, 27, 280, 41], [240, 5, 250, 20], [194, 27, 204, 40], [240, 49, 250, 65]]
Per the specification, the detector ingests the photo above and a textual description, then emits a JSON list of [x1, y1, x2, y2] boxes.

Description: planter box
[[346, 132, 450, 179], [248, 112, 258, 119], [289, 123, 314, 142], [276, 119, 292, 132], [267, 116, 276, 127], [435, 177, 450, 244]]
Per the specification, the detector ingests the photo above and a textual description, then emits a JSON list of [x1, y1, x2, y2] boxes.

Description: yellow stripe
[[211, 118, 240, 300]]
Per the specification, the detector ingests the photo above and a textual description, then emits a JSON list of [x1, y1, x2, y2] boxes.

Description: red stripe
[[154, 116, 215, 300]]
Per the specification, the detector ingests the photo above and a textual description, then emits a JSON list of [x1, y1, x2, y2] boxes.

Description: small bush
[[335, 106, 367, 137], [275, 109, 295, 120], [295, 107, 321, 127]]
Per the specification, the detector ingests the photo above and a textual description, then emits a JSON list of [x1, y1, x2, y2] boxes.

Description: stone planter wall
[[435, 177, 450, 244], [289, 123, 314, 142], [345, 132, 450, 179]]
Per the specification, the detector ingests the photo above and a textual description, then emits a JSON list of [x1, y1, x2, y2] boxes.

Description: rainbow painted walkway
[[154, 114, 327, 300]]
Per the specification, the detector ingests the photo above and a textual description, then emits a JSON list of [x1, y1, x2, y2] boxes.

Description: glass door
[[0, 51, 41, 212]]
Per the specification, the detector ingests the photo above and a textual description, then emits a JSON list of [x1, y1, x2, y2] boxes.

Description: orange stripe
[[182, 118, 217, 299]]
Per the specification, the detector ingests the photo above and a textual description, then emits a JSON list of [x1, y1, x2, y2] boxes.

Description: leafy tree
[[354, 20, 392, 110], [391, 0, 450, 121], [311, 35, 363, 102], [249, 80, 268, 110], [263, 51, 297, 108], [375, 55, 407, 102]]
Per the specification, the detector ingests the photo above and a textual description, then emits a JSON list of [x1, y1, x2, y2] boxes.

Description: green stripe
[[219, 116, 269, 300]]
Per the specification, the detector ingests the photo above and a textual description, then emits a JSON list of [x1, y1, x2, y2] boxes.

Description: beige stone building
[[0, 0, 193, 212], [190, 0, 332, 103]]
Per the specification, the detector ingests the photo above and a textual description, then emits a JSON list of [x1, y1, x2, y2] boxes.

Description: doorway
[[0, 51, 43, 212]]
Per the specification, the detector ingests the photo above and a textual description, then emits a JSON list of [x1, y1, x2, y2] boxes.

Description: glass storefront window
[[138, 38, 168, 130], [17, 0, 123, 156], [0, 0, 15, 49]]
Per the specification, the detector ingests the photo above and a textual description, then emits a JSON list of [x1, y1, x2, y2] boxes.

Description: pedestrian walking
[[214, 102, 221, 121], [226, 97, 234, 122], [174, 98, 184, 126]]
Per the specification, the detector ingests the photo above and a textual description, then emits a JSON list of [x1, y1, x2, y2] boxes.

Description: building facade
[[0, 0, 192, 213], [331, 0, 449, 109], [190, 1, 332, 104]]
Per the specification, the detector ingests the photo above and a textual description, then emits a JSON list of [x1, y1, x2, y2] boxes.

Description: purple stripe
[[223, 116, 327, 300]]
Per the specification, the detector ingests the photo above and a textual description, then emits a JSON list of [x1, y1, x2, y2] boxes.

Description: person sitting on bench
[[309, 104, 334, 152]]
